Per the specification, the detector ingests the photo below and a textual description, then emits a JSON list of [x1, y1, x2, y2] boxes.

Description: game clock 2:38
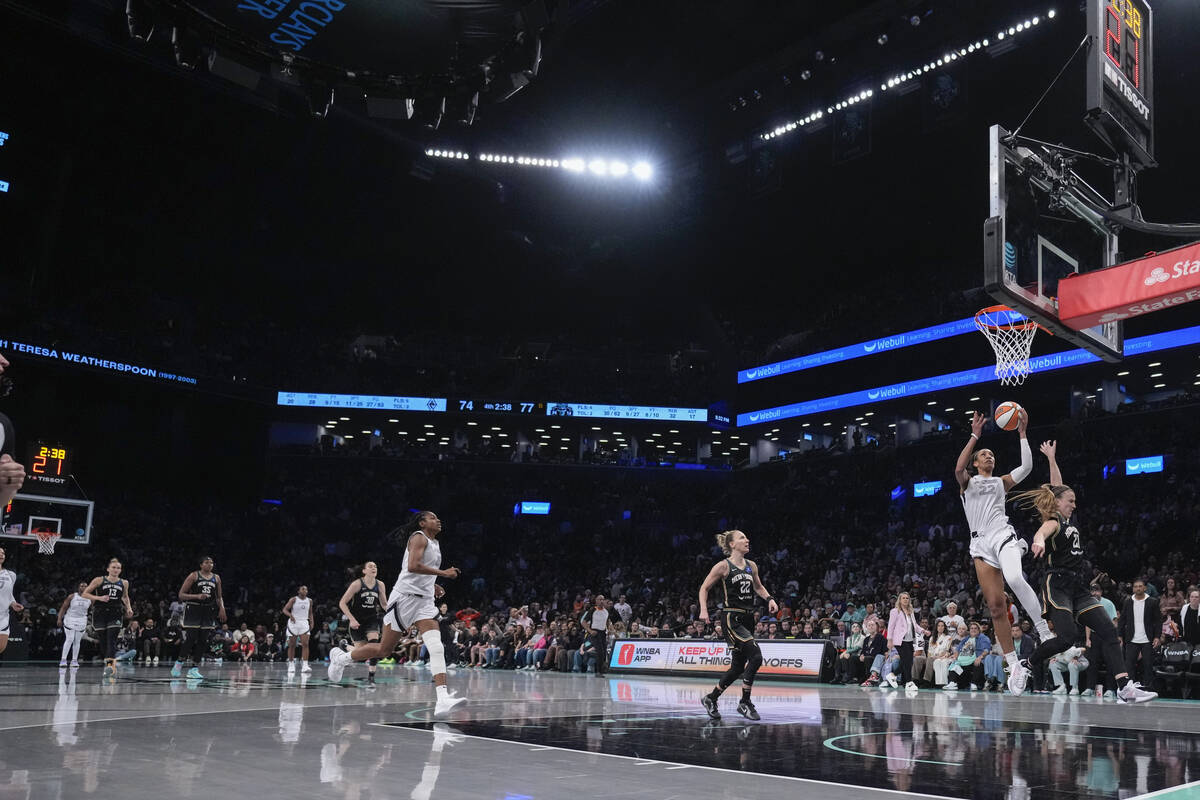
[[26, 443, 73, 492]]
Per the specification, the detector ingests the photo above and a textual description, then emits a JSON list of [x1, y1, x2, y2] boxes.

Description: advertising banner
[[1058, 241, 1200, 330], [608, 638, 830, 682]]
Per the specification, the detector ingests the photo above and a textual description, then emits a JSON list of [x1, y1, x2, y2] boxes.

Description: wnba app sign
[[615, 643, 667, 667]]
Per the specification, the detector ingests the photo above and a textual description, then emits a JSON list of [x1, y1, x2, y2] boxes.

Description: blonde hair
[[715, 529, 743, 556], [894, 592, 911, 611], [1011, 483, 1072, 521]]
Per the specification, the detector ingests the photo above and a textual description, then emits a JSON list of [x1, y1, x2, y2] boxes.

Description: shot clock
[[26, 442, 73, 494], [1086, 0, 1154, 165]]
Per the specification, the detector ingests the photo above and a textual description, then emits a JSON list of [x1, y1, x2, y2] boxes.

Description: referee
[[0, 352, 25, 510], [582, 595, 611, 676]]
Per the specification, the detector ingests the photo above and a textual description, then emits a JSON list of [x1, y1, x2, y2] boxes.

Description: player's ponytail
[[715, 530, 735, 556], [1011, 483, 1071, 521]]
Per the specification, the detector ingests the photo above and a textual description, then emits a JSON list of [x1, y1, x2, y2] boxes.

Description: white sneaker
[[59, 661, 68, 668], [943, 684, 958, 692], [1103, 690, 1115, 700], [1069, 688, 1082, 696], [1117, 681, 1157, 704], [1052, 684, 1068, 695], [287, 662, 296, 674], [327, 648, 352, 683], [969, 683, 979, 691], [70, 661, 80, 668], [301, 662, 312, 673], [433, 692, 467, 718], [1007, 661, 1032, 696], [152, 656, 160, 665], [904, 681, 919, 691], [884, 673, 899, 689]]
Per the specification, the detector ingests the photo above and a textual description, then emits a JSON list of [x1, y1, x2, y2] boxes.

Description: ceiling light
[[340, 416, 350, 421]]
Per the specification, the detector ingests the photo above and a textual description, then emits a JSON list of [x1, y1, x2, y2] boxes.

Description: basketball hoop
[[975, 305, 1044, 386], [35, 531, 61, 555]]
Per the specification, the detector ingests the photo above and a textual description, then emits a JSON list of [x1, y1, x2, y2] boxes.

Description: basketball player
[[83, 558, 133, 675], [337, 562, 387, 685], [0, 545, 24, 658], [1009, 441, 1157, 702], [954, 410, 1053, 696], [56, 580, 91, 667], [697, 529, 779, 721], [172, 556, 226, 679], [0, 351, 24, 509], [327, 511, 466, 717], [283, 585, 315, 674]]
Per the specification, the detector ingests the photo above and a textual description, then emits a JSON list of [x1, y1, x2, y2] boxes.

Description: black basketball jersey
[[188, 573, 218, 607], [721, 559, 756, 611], [95, 577, 124, 617], [1045, 513, 1086, 573], [350, 579, 382, 620]]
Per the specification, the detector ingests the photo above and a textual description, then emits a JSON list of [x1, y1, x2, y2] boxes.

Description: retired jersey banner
[[1058, 241, 1200, 329], [608, 638, 831, 682]]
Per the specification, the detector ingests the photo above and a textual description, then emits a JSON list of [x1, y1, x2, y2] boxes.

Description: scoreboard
[[1086, 0, 1154, 165]]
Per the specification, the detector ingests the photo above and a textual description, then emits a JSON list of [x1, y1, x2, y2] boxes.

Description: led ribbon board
[[1125, 455, 1163, 475], [737, 324, 1200, 426], [277, 392, 447, 411], [546, 403, 707, 421], [737, 314, 1021, 384]]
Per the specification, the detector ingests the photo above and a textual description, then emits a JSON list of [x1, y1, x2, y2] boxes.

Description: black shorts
[[350, 619, 382, 643], [183, 605, 216, 630], [94, 614, 123, 631], [1041, 572, 1102, 619], [721, 608, 756, 648]]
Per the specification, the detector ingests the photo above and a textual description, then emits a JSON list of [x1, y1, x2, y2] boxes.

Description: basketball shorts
[[0, 610, 8, 634], [286, 620, 311, 638], [93, 613, 123, 631], [721, 608, 756, 648], [350, 616, 382, 643], [969, 526, 1020, 569], [384, 593, 436, 633], [183, 604, 216, 630], [1041, 572, 1102, 619]]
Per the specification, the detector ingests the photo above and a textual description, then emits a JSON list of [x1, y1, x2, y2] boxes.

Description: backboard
[[984, 124, 1124, 362], [1, 493, 93, 546]]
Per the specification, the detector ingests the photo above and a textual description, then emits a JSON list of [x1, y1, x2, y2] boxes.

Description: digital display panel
[[736, 323, 1200, 426], [25, 443, 72, 494], [1125, 455, 1163, 475], [457, 400, 541, 413], [277, 392, 447, 411], [514, 501, 551, 515], [546, 403, 707, 422], [1086, 0, 1153, 164], [737, 316, 1002, 384], [913, 481, 943, 498]]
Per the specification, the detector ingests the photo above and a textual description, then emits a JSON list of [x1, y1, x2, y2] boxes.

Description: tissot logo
[[1104, 61, 1150, 120]]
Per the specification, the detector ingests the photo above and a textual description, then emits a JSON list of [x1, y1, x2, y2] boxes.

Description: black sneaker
[[736, 700, 760, 721], [702, 694, 721, 719]]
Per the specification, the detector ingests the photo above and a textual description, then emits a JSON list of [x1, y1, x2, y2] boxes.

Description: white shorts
[[0, 611, 8, 635], [287, 620, 311, 638], [384, 593, 436, 633], [969, 526, 1019, 570]]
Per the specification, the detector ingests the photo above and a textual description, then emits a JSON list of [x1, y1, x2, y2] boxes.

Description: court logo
[[618, 644, 636, 665]]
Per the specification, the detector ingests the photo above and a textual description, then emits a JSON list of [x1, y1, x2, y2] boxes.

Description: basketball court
[[3, 664, 1200, 799]]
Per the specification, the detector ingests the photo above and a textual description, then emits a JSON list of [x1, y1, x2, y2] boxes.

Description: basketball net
[[36, 532, 61, 555], [975, 305, 1040, 386]]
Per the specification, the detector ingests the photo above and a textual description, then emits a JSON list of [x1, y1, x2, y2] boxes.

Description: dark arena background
[[3, 0, 1200, 797]]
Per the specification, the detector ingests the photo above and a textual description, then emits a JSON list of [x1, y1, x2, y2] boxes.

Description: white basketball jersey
[[0, 568, 14, 609], [395, 532, 440, 597], [64, 593, 91, 629], [290, 596, 311, 624], [961, 475, 1011, 535]]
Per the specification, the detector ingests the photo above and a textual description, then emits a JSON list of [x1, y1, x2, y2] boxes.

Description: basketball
[[994, 401, 1023, 431]]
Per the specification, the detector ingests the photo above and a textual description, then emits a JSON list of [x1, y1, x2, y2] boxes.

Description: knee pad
[[421, 630, 446, 675]]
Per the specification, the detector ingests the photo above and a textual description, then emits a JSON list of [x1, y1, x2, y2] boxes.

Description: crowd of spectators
[[3, 403, 1198, 698]]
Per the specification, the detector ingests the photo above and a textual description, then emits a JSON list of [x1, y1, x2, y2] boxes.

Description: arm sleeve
[[1009, 438, 1033, 484]]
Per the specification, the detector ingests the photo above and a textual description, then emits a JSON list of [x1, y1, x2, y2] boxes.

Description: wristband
[[969, 433, 979, 440]]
